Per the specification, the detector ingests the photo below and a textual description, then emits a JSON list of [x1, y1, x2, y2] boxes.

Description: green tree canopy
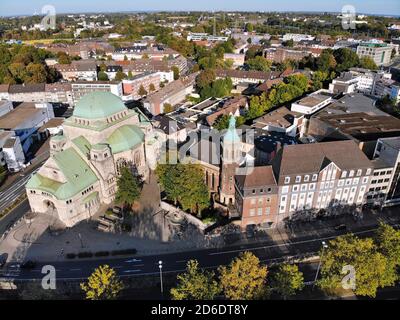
[[245, 56, 272, 72], [358, 56, 378, 70], [156, 162, 209, 216], [138, 84, 148, 96], [80, 265, 124, 300], [97, 71, 109, 81], [271, 264, 304, 299], [318, 234, 394, 298], [170, 260, 221, 300], [115, 166, 141, 209], [219, 251, 268, 300]]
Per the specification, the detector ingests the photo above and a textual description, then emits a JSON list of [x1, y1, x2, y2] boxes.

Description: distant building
[[282, 34, 315, 42], [143, 74, 196, 115], [122, 72, 161, 100], [71, 81, 123, 103], [223, 53, 245, 67]]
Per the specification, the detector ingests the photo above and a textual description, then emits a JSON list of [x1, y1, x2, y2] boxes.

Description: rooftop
[[73, 91, 127, 119]]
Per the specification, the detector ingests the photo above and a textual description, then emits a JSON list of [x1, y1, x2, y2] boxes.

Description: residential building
[[143, 74, 196, 115], [54, 60, 98, 81], [215, 69, 279, 86], [122, 72, 161, 100], [235, 140, 374, 229], [252, 106, 304, 137], [223, 53, 245, 67]]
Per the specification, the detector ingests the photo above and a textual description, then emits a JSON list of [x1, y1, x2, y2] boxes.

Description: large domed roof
[[73, 92, 127, 119]]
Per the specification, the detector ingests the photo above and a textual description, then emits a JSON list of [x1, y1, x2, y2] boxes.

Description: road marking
[[176, 260, 187, 263], [208, 227, 379, 256], [123, 269, 141, 273], [69, 268, 81, 271], [125, 259, 142, 263]]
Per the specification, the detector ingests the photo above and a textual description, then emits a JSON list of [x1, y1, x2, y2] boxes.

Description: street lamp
[[313, 241, 328, 289], [159, 260, 163, 296]]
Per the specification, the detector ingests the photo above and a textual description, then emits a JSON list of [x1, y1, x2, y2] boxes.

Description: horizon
[[1, 0, 399, 18]]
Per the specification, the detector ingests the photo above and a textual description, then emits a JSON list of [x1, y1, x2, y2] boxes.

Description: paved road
[[0, 171, 38, 214], [0, 223, 385, 282]]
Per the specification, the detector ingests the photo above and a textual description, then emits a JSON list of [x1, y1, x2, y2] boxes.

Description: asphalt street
[[0, 223, 384, 282]]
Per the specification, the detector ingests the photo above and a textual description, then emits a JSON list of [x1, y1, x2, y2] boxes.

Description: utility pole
[[159, 260, 164, 297], [313, 241, 328, 289]]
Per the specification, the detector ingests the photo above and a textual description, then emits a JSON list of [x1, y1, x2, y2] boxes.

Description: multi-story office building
[[356, 43, 392, 66], [71, 81, 123, 103]]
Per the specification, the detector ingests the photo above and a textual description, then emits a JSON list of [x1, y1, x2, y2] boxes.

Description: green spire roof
[[223, 116, 241, 143], [73, 92, 127, 119], [107, 125, 144, 154]]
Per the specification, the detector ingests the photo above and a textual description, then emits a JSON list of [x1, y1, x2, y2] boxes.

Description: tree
[[170, 260, 220, 300], [333, 48, 360, 72], [311, 71, 328, 90], [213, 114, 231, 131], [171, 66, 180, 80], [245, 56, 271, 72], [26, 63, 47, 83], [138, 84, 148, 97], [245, 23, 254, 33], [57, 51, 71, 64], [283, 39, 294, 47], [196, 69, 216, 89], [219, 251, 268, 300], [80, 265, 124, 300], [115, 166, 141, 209], [316, 50, 337, 72], [271, 264, 304, 299], [114, 71, 127, 81], [375, 223, 400, 284], [156, 163, 210, 216], [359, 56, 378, 70], [149, 83, 156, 92], [98, 71, 109, 81], [318, 234, 392, 297], [163, 103, 173, 113]]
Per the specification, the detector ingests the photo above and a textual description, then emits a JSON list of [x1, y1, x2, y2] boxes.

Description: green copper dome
[[107, 125, 145, 154], [73, 92, 127, 119]]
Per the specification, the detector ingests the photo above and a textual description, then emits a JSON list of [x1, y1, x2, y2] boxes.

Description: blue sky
[[0, 0, 399, 16]]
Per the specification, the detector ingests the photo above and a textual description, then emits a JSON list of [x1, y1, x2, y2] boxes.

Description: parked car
[[334, 224, 347, 231], [20, 260, 37, 269]]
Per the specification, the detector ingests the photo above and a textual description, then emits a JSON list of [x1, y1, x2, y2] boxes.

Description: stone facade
[[26, 92, 159, 227]]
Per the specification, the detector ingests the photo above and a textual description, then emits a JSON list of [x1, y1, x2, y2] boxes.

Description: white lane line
[[123, 269, 141, 273], [208, 227, 378, 256], [69, 268, 81, 271], [125, 259, 142, 263]]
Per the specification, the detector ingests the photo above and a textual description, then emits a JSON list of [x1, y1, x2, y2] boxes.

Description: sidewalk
[[0, 201, 398, 263]]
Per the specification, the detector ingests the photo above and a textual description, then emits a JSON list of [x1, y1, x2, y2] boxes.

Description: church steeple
[[222, 115, 241, 164]]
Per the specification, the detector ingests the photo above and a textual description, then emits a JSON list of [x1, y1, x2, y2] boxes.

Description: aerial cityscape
[[0, 0, 400, 309]]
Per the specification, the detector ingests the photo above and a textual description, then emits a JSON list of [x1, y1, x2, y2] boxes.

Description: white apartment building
[[272, 140, 373, 222]]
